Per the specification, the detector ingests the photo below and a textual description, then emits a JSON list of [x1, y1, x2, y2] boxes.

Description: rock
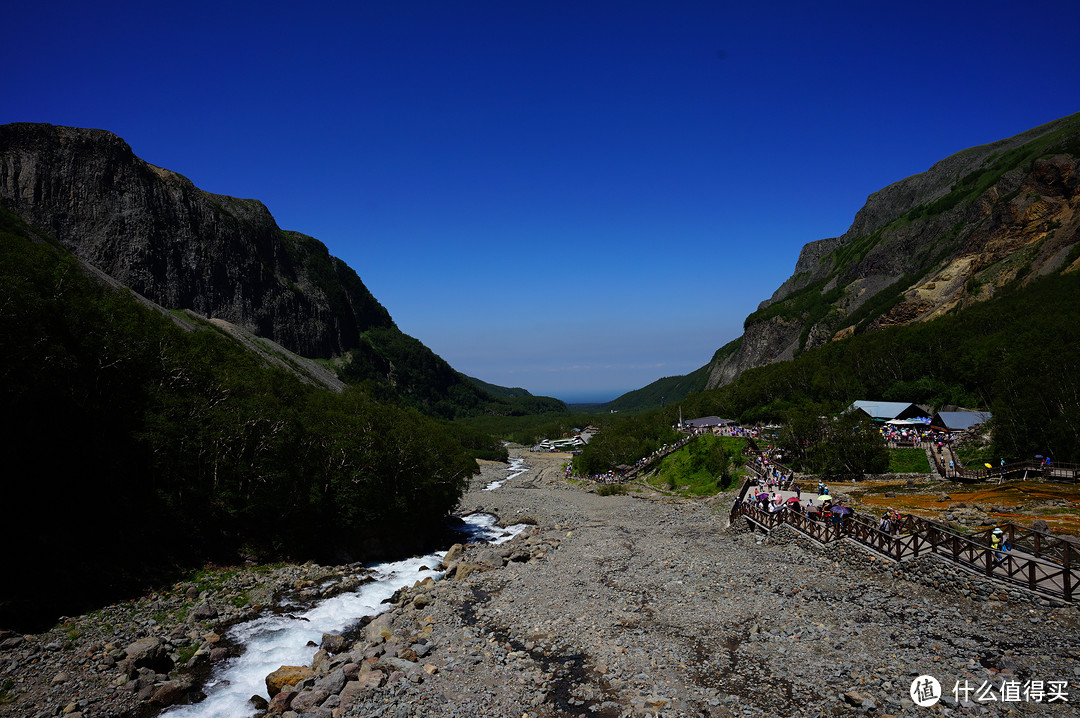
[[475, 548, 506, 567], [191, 601, 218, 620], [356, 670, 386, 690], [314, 667, 346, 695], [124, 637, 173, 672], [265, 666, 315, 698], [311, 648, 333, 674], [441, 543, 464, 566], [453, 563, 489, 581], [379, 656, 424, 682], [364, 614, 393, 644], [1032, 519, 1050, 533], [249, 695, 270, 711], [320, 633, 347, 654], [289, 688, 330, 713], [267, 688, 296, 713], [149, 678, 193, 707], [338, 680, 373, 712]]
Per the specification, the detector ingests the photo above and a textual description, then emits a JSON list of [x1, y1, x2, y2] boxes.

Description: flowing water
[[483, 456, 528, 491], [165, 466, 528, 718]]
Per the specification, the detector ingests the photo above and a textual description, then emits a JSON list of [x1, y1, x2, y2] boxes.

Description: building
[[933, 411, 992, 432], [847, 400, 932, 423]]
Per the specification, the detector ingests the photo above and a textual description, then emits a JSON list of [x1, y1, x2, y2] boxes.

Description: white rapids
[[483, 456, 528, 491]]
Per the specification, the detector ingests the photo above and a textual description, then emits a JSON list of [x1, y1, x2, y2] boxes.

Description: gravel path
[[3, 448, 1078, 718]]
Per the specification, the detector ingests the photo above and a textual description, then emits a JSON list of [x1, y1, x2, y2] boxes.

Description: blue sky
[[6, 1, 1079, 403]]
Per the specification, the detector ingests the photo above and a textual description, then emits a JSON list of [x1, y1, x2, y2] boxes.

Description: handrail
[[732, 502, 1078, 603]]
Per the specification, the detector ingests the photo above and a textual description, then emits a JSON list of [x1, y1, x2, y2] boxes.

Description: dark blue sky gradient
[[6, 1, 1079, 402]]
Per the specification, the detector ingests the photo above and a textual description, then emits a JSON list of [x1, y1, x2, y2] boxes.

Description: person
[[795, 483, 802, 500], [991, 528, 1010, 566]]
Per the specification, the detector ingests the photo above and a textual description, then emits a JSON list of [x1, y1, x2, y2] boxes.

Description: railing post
[[1064, 541, 1074, 603]]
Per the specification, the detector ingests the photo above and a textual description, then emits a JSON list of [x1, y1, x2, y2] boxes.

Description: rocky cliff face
[[0, 123, 392, 358], [706, 111, 1080, 389]]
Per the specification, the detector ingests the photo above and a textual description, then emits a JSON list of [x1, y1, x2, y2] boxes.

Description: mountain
[[612, 111, 1080, 409], [0, 123, 562, 417]]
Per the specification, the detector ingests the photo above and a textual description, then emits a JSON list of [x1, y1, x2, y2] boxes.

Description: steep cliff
[[705, 111, 1080, 390], [0, 123, 392, 358]]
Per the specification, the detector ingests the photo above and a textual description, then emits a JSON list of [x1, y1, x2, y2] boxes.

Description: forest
[[0, 208, 490, 630]]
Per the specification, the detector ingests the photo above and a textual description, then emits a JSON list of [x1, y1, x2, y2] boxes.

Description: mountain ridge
[[0, 122, 559, 415], [611, 111, 1080, 411]]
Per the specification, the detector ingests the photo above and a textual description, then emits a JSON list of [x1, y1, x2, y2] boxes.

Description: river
[[163, 462, 529, 718]]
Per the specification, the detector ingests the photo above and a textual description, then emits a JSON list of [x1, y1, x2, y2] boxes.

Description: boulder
[[149, 678, 193, 707], [191, 601, 218, 620], [338, 679, 373, 712], [364, 614, 393, 644], [320, 633, 347, 654], [290, 688, 330, 713], [124, 637, 173, 672], [314, 667, 347, 695], [356, 670, 386, 690], [265, 665, 314, 698], [453, 563, 489, 581], [441, 543, 464, 566]]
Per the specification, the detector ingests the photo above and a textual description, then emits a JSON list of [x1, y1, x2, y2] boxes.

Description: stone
[[267, 688, 296, 713], [356, 670, 386, 690], [265, 666, 315, 698], [289, 688, 330, 713], [364, 614, 393, 644], [192, 601, 218, 620], [314, 667, 347, 695], [453, 563, 489, 581], [338, 681, 370, 712], [442, 543, 464, 566], [124, 637, 173, 672], [149, 679, 193, 707], [320, 633, 347, 654]]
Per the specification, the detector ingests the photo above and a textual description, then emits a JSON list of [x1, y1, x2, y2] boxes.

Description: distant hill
[[613, 111, 1080, 409], [466, 375, 536, 399]]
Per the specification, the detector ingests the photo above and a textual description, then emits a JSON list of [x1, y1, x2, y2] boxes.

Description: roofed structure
[[684, 416, 736, 428], [848, 400, 932, 422], [933, 411, 992, 431]]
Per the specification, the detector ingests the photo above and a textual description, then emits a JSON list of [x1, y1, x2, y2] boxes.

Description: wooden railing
[[732, 502, 1078, 602]]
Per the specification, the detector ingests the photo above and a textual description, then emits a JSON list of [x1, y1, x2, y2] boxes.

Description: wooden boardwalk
[[733, 499, 1078, 603]]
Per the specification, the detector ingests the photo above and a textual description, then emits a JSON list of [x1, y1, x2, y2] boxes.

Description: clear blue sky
[[6, 1, 1079, 402]]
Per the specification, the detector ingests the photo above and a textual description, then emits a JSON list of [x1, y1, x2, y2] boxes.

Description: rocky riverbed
[[2, 449, 1079, 717]]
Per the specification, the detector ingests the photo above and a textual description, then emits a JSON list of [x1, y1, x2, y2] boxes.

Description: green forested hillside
[[607, 337, 741, 412], [0, 208, 485, 630], [575, 269, 1080, 473]]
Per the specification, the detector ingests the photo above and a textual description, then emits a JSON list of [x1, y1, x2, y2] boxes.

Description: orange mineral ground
[[845, 478, 1080, 535]]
